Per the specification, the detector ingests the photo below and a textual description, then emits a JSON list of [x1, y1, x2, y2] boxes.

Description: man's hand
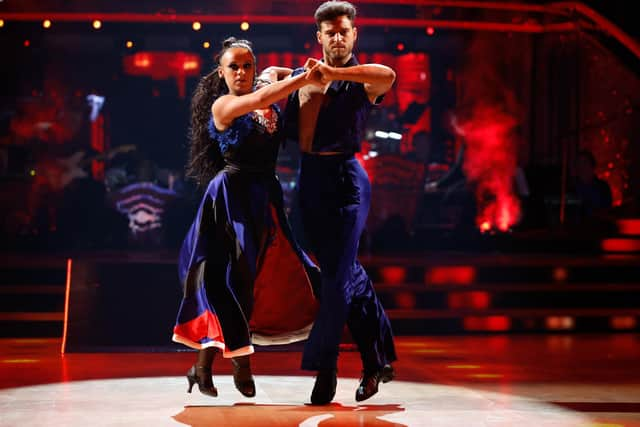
[[303, 59, 330, 87], [304, 58, 333, 85]]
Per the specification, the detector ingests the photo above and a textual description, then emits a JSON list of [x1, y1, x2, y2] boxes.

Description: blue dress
[[172, 105, 320, 358]]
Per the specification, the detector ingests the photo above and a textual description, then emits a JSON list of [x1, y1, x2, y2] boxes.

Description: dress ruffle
[[208, 114, 253, 154]]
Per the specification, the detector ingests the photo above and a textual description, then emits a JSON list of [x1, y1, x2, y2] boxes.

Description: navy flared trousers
[[298, 153, 397, 372]]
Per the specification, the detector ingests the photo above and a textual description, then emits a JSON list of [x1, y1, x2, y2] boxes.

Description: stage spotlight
[[43, 20, 52, 29], [24, 40, 30, 47], [0, 19, 4, 28], [240, 21, 250, 31], [125, 40, 134, 48], [192, 21, 201, 31], [426, 26, 435, 35], [203, 41, 210, 49], [396, 42, 405, 51], [92, 20, 102, 30], [374, 130, 389, 139]]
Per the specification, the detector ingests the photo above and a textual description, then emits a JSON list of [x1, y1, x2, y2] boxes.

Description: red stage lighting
[[610, 316, 637, 330], [380, 266, 407, 285], [394, 291, 416, 309], [426, 266, 476, 285], [448, 291, 490, 310], [601, 238, 640, 253], [464, 316, 510, 331], [618, 219, 640, 236], [546, 316, 574, 330], [552, 267, 568, 282], [124, 51, 202, 98]]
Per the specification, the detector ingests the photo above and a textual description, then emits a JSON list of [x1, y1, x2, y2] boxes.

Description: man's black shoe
[[310, 369, 337, 405], [355, 364, 394, 402], [380, 364, 395, 383]]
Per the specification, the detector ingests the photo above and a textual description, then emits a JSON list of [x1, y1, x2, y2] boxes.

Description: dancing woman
[[172, 38, 324, 398]]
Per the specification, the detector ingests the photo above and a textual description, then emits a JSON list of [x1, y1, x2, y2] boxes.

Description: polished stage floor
[[1, 335, 640, 426]]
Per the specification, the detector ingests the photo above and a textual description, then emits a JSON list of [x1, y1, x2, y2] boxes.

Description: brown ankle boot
[[186, 365, 218, 397], [231, 355, 256, 397]]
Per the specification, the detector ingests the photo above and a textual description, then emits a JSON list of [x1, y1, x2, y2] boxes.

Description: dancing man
[[285, 0, 398, 405]]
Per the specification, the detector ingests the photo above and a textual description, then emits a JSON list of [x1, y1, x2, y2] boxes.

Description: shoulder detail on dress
[[208, 114, 253, 154]]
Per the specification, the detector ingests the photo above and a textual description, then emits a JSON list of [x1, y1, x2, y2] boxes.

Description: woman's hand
[[303, 59, 331, 86], [258, 66, 293, 83]]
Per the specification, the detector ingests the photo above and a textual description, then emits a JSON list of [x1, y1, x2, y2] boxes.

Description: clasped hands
[[303, 58, 334, 87]]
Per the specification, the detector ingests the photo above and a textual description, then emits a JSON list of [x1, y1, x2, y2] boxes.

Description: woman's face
[[218, 47, 255, 95]]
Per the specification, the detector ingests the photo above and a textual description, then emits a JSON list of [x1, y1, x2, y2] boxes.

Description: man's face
[[317, 15, 357, 64]]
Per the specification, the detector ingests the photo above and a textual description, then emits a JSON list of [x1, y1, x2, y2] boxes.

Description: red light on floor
[[610, 316, 636, 330], [464, 316, 510, 331], [546, 316, 574, 330], [394, 291, 416, 309], [448, 291, 490, 310], [426, 266, 476, 285], [601, 238, 640, 252], [1, 359, 39, 364], [380, 266, 407, 285], [618, 219, 640, 236]]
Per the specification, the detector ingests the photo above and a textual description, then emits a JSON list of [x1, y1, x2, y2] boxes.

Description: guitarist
[[29, 144, 135, 248], [37, 144, 136, 192]]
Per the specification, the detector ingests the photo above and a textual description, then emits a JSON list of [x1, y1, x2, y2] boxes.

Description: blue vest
[[284, 55, 381, 154]]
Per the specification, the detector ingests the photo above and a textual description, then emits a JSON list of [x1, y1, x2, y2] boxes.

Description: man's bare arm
[[310, 62, 396, 103]]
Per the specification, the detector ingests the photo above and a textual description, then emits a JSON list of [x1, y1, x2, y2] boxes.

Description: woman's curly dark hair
[[186, 37, 256, 188]]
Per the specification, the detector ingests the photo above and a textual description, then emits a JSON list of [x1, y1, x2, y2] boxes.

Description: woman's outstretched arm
[[213, 61, 322, 130]]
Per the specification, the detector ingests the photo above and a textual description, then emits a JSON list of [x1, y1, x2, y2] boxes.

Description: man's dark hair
[[314, 1, 357, 29]]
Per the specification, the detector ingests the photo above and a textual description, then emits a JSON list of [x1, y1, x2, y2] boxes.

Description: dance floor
[[1, 335, 640, 426]]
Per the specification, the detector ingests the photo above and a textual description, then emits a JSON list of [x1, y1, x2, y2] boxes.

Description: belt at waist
[[302, 151, 355, 158], [223, 162, 275, 175]]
